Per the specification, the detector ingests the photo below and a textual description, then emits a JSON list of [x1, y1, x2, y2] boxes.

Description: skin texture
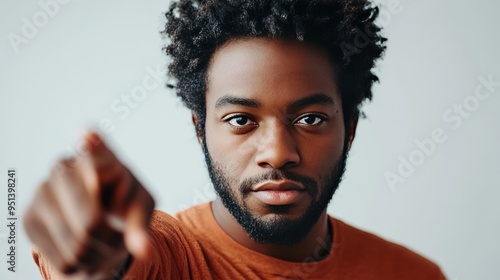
[[23, 132, 155, 279], [198, 38, 358, 262]]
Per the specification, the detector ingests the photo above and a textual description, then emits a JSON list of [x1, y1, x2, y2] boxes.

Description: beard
[[201, 138, 349, 245]]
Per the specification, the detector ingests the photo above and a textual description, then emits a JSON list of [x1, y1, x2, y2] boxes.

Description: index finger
[[80, 131, 125, 186]]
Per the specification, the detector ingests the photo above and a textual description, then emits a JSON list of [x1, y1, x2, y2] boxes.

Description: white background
[[1, 0, 499, 279]]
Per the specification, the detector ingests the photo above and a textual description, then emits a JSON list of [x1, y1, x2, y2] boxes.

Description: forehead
[[206, 38, 340, 107]]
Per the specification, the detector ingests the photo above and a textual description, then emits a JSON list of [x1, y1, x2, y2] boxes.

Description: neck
[[211, 198, 332, 262]]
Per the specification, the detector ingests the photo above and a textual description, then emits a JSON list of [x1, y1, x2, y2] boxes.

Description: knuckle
[[38, 181, 52, 197], [51, 158, 79, 179], [24, 184, 51, 234], [51, 159, 69, 175], [33, 179, 49, 196], [23, 208, 40, 238], [50, 165, 68, 183]]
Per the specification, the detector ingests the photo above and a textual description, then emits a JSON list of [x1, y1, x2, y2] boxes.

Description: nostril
[[256, 149, 300, 170]]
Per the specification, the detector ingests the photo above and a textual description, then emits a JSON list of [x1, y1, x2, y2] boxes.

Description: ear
[[347, 116, 358, 151], [191, 114, 203, 144]]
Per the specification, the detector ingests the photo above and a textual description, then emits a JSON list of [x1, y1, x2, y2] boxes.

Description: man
[[25, 0, 446, 279]]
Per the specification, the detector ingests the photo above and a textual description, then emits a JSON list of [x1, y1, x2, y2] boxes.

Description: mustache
[[240, 170, 318, 194]]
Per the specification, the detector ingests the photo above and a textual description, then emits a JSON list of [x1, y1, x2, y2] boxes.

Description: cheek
[[205, 122, 255, 176], [299, 127, 345, 170], [205, 119, 230, 153]]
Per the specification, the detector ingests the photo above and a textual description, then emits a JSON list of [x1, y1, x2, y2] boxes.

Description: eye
[[295, 114, 325, 126], [226, 115, 256, 127]]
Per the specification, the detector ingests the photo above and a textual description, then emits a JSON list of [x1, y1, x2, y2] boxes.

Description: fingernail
[[84, 130, 101, 152]]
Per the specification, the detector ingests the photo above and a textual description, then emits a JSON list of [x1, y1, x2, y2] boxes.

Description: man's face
[[202, 38, 350, 244]]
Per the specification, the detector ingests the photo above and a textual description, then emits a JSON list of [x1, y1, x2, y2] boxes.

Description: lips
[[251, 180, 306, 205], [252, 180, 305, 191]]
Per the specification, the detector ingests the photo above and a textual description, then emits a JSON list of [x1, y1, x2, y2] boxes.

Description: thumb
[[123, 203, 152, 259]]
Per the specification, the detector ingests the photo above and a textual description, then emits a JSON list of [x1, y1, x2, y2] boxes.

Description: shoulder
[[148, 208, 202, 248], [332, 217, 446, 279], [173, 203, 213, 233], [150, 209, 186, 234], [149, 204, 215, 254]]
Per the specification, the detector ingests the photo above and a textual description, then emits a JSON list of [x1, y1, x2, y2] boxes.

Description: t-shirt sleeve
[[32, 210, 210, 280]]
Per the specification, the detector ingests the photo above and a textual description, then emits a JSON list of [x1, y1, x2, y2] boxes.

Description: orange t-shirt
[[33, 202, 446, 279]]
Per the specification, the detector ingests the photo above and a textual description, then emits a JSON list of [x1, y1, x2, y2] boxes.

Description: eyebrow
[[215, 96, 261, 110], [214, 93, 334, 111], [288, 93, 334, 112]]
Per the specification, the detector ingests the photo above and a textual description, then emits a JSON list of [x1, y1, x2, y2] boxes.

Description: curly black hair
[[163, 0, 386, 133]]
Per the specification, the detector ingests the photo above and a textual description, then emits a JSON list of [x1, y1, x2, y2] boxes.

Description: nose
[[254, 122, 300, 169]]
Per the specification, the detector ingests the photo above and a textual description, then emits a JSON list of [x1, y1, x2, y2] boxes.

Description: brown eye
[[296, 115, 324, 126], [228, 116, 253, 127]]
